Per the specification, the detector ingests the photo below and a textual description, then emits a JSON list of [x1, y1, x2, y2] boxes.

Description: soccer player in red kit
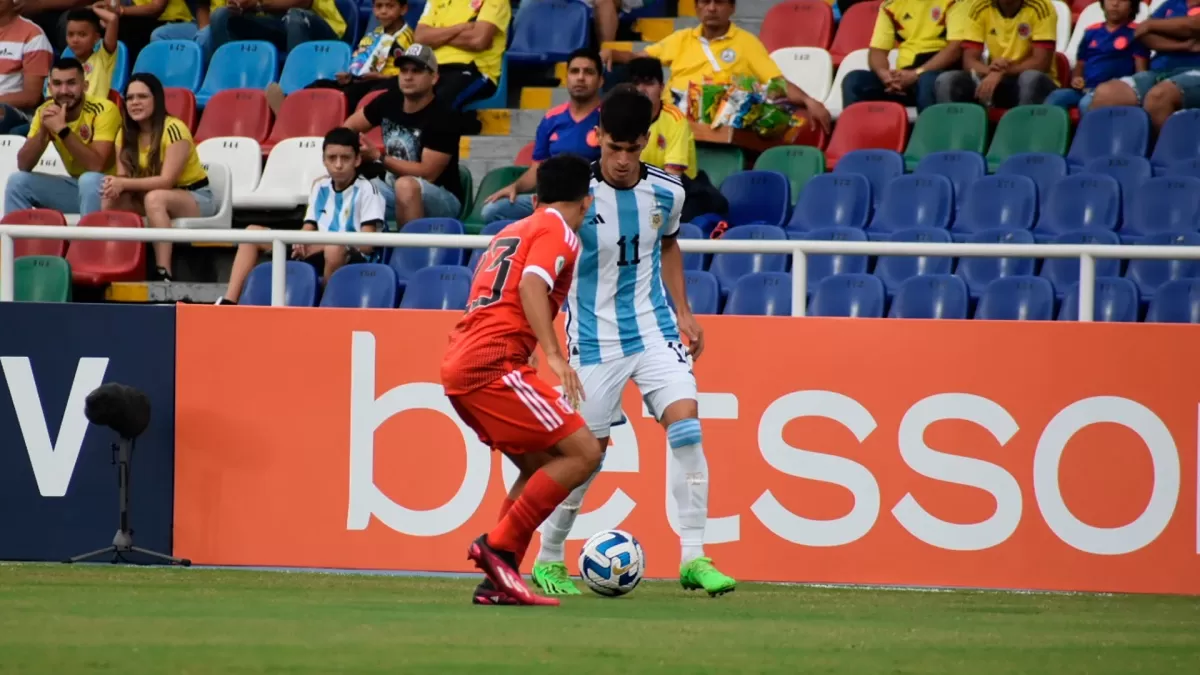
[[441, 153, 604, 607]]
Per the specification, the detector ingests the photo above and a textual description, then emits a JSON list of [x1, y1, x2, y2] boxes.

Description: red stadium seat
[[357, 88, 385, 153], [107, 89, 123, 112], [194, 89, 273, 144], [829, 1, 882, 66], [66, 211, 146, 285], [164, 88, 197, 132], [824, 101, 908, 168], [515, 141, 535, 165], [760, 0, 834, 53], [2, 208, 67, 258], [262, 89, 347, 154], [789, 109, 829, 149]]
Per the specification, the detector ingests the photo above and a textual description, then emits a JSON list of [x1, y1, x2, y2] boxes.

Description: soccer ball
[[578, 529, 645, 597]]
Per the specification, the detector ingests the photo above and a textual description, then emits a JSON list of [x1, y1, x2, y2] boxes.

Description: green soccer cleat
[[680, 557, 737, 597], [531, 561, 583, 595]]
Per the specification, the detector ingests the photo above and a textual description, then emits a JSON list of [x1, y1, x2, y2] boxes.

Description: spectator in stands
[[344, 44, 464, 229], [110, 0, 196, 60], [63, 7, 118, 101], [20, 0, 85, 52], [514, 0, 640, 46], [935, 0, 1057, 107], [4, 57, 114, 217], [148, 0, 217, 60], [0, 1, 53, 134], [95, 73, 215, 281], [414, 0, 508, 114], [1044, 0, 1147, 113], [208, 0, 346, 55], [217, 127, 385, 305], [602, 0, 832, 133], [480, 47, 602, 224], [840, 0, 962, 112]]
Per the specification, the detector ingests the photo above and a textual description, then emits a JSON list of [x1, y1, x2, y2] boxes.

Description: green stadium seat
[[458, 170, 474, 221], [903, 103, 988, 171], [754, 145, 825, 203], [14, 255, 71, 303], [696, 143, 745, 188], [463, 166, 525, 234], [985, 105, 1070, 172]]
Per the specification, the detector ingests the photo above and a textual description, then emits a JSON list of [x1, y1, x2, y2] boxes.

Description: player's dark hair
[[323, 127, 360, 154], [566, 47, 603, 74], [628, 57, 664, 86], [599, 85, 653, 143], [65, 8, 102, 33], [51, 57, 86, 76], [536, 154, 592, 204]]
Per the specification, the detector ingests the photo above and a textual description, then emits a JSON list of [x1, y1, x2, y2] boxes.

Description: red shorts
[[448, 366, 585, 454]]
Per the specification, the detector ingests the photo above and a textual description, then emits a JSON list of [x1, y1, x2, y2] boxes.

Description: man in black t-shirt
[[345, 43, 463, 230]]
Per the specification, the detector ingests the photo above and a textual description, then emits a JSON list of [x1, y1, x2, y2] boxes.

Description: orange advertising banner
[[174, 305, 1200, 594]]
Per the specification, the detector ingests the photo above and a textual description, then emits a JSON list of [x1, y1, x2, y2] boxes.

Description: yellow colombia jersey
[[50, 43, 116, 100], [419, 0, 510, 81], [645, 23, 783, 94], [133, 0, 193, 23], [870, 0, 957, 69], [27, 95, 121, 177], [642, 103, 697, 179], [952, 0, 1058, 81], [117, 116, 208, 187]]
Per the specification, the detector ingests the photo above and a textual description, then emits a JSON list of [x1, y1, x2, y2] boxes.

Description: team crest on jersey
[[650, 209, 664, 230], [1114, 36, 1129, 50], [657, 134, 667, 149], [1017, 23, 1031, 38], [555, 255, 565, 275], [78, 124, 91, 142], [930, 6, 942, 21], [721, 48, 736, 63]]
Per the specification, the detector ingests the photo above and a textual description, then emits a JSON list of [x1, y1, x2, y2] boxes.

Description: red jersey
[[442, 208, 581, 394]]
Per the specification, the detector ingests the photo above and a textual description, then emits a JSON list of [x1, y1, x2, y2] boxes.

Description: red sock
[[498, 497, 515, 522], [488, 472, 569, 560]]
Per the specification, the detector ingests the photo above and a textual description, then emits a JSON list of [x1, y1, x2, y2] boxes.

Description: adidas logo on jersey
[[903, 12, 912, 19], [589, 213, 606, 225]]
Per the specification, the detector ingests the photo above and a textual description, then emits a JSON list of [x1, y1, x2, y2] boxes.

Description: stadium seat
[[875, 227, 954, 295], [507, 0, 590, 63], [334, 0, 361, 46], [996, 152, 1068, 200], [709, 225, 789, 296], [810, 272, 885, 317], [463, 166, 525, 233], [1160, 158, 1200, 179], [975, 276, 1055, 320], [786, 173, 871, 233], [1052, 0, 1072, 52], [463, 57, 509, 112], [514, 141, 535, 166], [458, 171, 474, 220], [760, 0, 834, 52], [358, 88, 387, 150], [400, 264, 474, 310], [724, 271, 793, 316], [721, 170, 791, 227], [832, 148, 903, 208], [1066, 106, 1150, 172], [754, 145, 825, 203], [790, 226, 868, 288], [696, 144, 744, 188], [389, 218, 466, 283], [238, 137, 326, 209], [1120, 176, 1200, 243], [955, 228, 1037, 298], [889, 274, 969, 319], [467, 220, 513, 270], [1033, 175, 1120, 242], [676, 221, 706, 271], [1058, 277, 1139, 321], [914, 150, 987, 218], [194, 89, 272, 144], [1145, 279, 1200, 323], [1150, 109, 1200, 173], [2, 208, 67, 258], [679, 269, 720, 314], [825, 102, 908, 168], [13, 255, 71, 302], [1125, 231, 1200, 300], [131, 39, 203, 91], [278, 41, 352, 94], [164, 87, 197, 131], [985, 105, 1070, 171], [1038, 229, 1121, 297], [35, 143, 69, 177], [824, 47, 877, 118], [0, 134, 21, 204], [240, 261, 319, 306], [197, 137, 263, 203], [866, 174, 954, 240], [196, 40, 278, 108], [262, 89, 347, 153], [770, 47, 833, 102], [827, 0, 880, 65], [174, 162, 233, 229], [952, 175, 1037, 240], [902, 103, 988, 170], [66, 211, 146, 285], [1084, 155, 1151, 202]]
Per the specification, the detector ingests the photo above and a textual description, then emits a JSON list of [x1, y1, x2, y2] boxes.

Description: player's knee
[[667, 418, 702, 452]]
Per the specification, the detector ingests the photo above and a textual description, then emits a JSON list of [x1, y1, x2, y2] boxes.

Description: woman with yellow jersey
[[101, 73, 215, 281]]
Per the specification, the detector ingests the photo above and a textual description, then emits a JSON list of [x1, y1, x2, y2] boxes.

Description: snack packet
[[753, 103, 793, 138], [686, 82, 703, 122], [348, 31, 397, 77], [698, 83, 727, 124], [762, 76, 789, 103]]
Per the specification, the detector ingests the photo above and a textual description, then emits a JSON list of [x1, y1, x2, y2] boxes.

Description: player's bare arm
[[661, 235, 704, 359], [519, 273, 584, 408]]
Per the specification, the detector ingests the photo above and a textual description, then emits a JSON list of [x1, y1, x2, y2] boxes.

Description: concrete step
[[476, 108, 546, 137], [518, 86, 571, 110], [107, 282, 225, 304], [460, 135, 532, 163]]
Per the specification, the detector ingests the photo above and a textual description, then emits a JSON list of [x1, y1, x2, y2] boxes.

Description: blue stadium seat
[[389, 218, 466, 283], [1119, 176, 1200, 243], [1150, 109, 1200, 173], [131, 40, 203, 91], [1066, 106, 1150, 172], [197, 41, 278, 107], [951, 175, 1037, 241], [1032, 174, 1121, 242], [468, 220, 514, 270], [914, 150, 986, 218], [996, 152, 1067, 201], [790, 226, 868, 288], [406, 0, 425, 27], [677, 269, 720, 314], [975, 276, 1055, 320], [875, 227, 954, 295], [721, 170, 790, 227], [1084, 155, 1150, 204], [320, 263, 399, 308], [1124, 231, 1200, 300], [278, 41, 351, 94], [866, 174, 953, 240], [1145, 279, 1200, 323], [334, 0, 361, 46], [810, 273, 885, 317], [786, 173, 871, 233], [889, 274, 969, 319], [955, 228, 1036, 298], [400, 265, 474, 309], [710, 224, 788, 296], [832, 149, 904, 208], [724, 271, 792, 316], [1039, 229, 1121, 298], [676, 222, 706, 270], [1059, 278, 1139, 322], [507, 0, 591, 63], [240, 261, 319, 306], [1161, 158, 1200, 180]]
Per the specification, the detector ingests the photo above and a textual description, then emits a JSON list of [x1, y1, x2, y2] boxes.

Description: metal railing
[[2, 224, 1199, 319]]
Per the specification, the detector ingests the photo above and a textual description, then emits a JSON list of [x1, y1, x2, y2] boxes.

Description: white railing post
[[270, 238, 286, 307], [1078, 253, 1095, 322], [0, 233, 12, 302], [792, 250, 807, 317]]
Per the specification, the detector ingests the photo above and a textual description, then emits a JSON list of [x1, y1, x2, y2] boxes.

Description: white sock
[[535, 466, 599, 564], [667, 419, 708, 565]]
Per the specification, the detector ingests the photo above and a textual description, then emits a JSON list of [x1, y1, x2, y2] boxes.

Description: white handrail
[[1, 224, 1199, 317]]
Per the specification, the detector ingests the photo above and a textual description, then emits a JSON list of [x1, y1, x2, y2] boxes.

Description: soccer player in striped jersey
[[531, 85, 737, 597]]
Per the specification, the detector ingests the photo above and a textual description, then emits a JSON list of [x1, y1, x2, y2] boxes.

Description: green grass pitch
[[1, 564, 1198, 674]]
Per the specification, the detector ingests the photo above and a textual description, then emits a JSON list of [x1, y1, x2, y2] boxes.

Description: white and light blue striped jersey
[[566, 162, 686, 366], [303, 176, 386, 233]]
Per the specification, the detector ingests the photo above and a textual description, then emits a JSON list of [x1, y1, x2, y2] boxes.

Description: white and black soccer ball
[[578, 529, 645, 597]]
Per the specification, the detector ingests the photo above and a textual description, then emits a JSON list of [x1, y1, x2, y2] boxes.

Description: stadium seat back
[[696, 144, 745, 187], [279, 41, 352, 94], [1125, 231, 1200, 299], [676, 221, 706, 271], [754, 144, 825, 203], [1084, 155, 1150, 200], [975, 275, 1055, 320], [0, 134, 21, 206], [1161, 157, 1200, 179], [1122, 176, 1200, 240], [875, 227, 954, 294], [333, 0, 361, 45], [13, 255, 71, 302], [400, 264, 474, 310], [132, 39, 204, 91], [986, 105, 1070, 171], [164, 87, 197, 131], [914, 150, 987, 214], [810, 272, 884, 317], [889, 274, 969, 319], [827, 0, 881, 63], [468, 220, 514, 270], [996, 152, 1068, 200], [1039, 229, 1121, 297], [197, 41, 278, 106], [710, 225, 789, 294], [1035, 174, 1120, 239], [769, 47, 833, 102], [508, 0, 590, 61], [786, 173, 871, 232], [721, 170, 791, 227], [955, 228, 1037, 297], [2, 208, 68, 258], [177, 161, 233, 229], [250, 137, 326, 206], [761, 0, 834, 52], [265, 89, 348, 151], [241, 260, 319, 306], [1066, 106, 1150, 170], [903, 103, 988, 169], [954, 175, 1037, 237], [832, 148, 904, 207], [1059, 277, 1139, 322], [681, 269, 720, 314], [868, 174, 953, 238], [1151, 109, 1200, 171], [825, 102, 908, 168], [724, 271, 793, 316], [1146, 279, 1200, 323], [194, 89, 273, 143], [791, 226, 868, 287], [390, 218, 466, 281], [35, 143, 69, 177], [514, 141, 536, 166], [464, 166, 526, 233], [197, 137, 264, 200], [320, 263, 398, 308], [824, 47, 869, 116], [66, 211, 146, 285]]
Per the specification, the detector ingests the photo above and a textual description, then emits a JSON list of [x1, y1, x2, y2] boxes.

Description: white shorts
[[572, 340, 698, 437]]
